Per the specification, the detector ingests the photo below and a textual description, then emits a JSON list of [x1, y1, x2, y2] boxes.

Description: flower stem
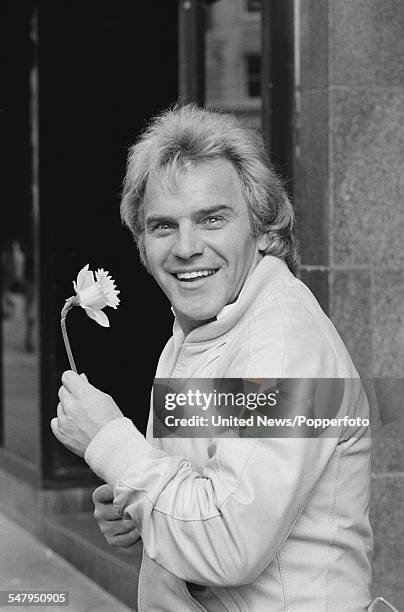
[[61, 296, 78, 372]]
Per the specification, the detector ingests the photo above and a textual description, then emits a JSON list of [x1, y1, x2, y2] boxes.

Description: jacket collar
[[172, 256, 293, 346]]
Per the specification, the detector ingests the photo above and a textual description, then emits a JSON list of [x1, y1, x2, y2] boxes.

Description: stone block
[[296, 90, 329, 265], [372, 429, 404, 474], [331, 88, 404, 267], [371, 377, 404, 473], [330, 0, 404, 87], [372, 378, 404, 425], [298, 0, 329, 90], [372, 272, 404, 377], [330, 270, 372, 377], [370, 474, 404, 607]]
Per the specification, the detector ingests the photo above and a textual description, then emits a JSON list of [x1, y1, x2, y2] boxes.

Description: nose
[[171, 223, 204, 259]]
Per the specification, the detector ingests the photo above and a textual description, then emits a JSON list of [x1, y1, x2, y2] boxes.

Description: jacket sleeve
[[84, 389, 358, 587]]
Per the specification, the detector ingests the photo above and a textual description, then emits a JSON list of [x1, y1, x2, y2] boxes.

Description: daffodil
[[61, 264, 120, 372], [73, 264, 120, 327]]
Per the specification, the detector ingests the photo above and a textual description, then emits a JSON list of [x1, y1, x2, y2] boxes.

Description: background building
[[205, 0, 261, 126], [1, 0, 403, 608]]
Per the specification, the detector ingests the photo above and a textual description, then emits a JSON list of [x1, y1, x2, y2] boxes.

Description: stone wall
[[296, 1, 404, 607]]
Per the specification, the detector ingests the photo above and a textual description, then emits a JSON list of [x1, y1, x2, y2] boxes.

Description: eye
[[152, 222, 173, 233], [203, 216, 222, 225]]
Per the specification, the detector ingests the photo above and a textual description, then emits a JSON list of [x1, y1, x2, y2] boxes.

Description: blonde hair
[[121, 104, 299, 272]]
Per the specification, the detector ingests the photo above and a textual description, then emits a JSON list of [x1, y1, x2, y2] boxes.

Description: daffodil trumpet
[[60, 264, 120, 372]]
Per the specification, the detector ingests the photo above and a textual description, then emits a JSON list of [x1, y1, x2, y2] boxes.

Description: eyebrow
[[145, 205, 234, 228]]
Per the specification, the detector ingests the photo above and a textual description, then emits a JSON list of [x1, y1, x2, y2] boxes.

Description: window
[[246, 0, 261, 12], [203, 0, 262, 126]]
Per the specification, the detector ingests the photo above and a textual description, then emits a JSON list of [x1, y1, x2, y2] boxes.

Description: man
[[52, 104, 373, 611]]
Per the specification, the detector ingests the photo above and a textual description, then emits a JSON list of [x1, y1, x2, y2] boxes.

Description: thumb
[[92, 483, 114, 504]]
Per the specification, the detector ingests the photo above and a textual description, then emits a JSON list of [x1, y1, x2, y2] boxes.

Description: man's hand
[[93, 484, 140, 549], [51, 370, 124, 457]]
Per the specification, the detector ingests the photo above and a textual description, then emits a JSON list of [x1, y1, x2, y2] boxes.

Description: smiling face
[[143, 160, 269, 334]]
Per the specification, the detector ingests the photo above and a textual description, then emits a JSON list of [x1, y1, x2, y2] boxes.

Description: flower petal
[[83, 307, 110, 327], [79, 271, 96, 292], [94, 269, 120, 308], [76, 264, 91, 291], [78, 284, 108, 309]]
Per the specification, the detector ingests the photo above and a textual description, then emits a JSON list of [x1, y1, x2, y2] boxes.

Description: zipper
[[170, 340, 185, 378]]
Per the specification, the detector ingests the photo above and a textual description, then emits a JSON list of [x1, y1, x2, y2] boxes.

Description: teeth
[[176, 269, 216, 280]]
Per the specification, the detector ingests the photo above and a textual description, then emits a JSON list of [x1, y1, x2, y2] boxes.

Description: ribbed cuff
[[84, 417, 152, 487]]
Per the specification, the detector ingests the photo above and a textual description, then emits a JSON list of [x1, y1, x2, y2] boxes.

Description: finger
[[50, 417, 63, 442], [107, 530, 141, 549], [58, 386, 74, 413], [57, 402, 65, 419], [94, 504, 121, 522], [58, 385, 71, 403], [50, 417, 80, 456], [111, 519, 138, 535], [62, 370, 87, 394], [94, 500, 122, 522], [99, 518, 136, 536], [92, 484, 114, 504]]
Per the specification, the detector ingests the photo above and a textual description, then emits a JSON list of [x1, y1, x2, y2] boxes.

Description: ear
[[257, 233, 271, 252]]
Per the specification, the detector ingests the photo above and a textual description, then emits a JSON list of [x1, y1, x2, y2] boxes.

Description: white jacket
[[85, 256, 373, 611]]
